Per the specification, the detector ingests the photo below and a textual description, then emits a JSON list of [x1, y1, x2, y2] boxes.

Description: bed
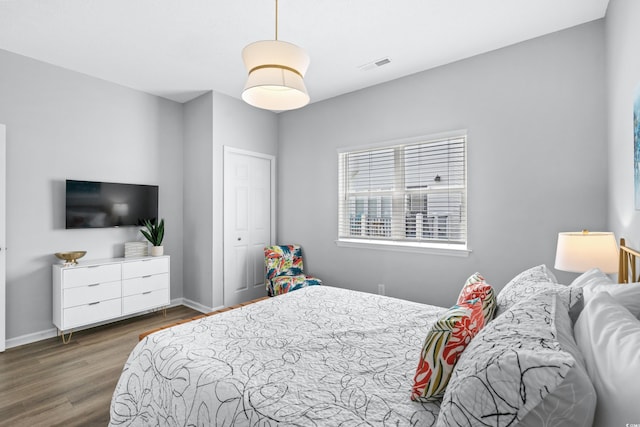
[[109, 241, 640, 426]]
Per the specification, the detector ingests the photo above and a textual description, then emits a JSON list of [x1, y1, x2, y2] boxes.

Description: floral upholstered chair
[[264, 245, 322, 296]]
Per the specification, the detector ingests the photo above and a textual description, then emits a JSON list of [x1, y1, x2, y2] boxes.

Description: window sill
[[335, 238, 472, 257]]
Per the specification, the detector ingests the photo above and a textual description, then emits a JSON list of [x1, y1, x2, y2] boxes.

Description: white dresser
[[53, 256, 170, 337]]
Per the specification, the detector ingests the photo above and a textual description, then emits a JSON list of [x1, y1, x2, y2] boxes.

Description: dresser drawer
[[122, 273, 169, 297], [122, 288, 169, 315], [62, 264, 122, 289], [63, 281, 121, 309], [123, 258, 169, 279], [62, 298, 122, 329]]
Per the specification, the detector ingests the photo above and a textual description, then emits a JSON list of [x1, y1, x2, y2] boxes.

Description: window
[[338, 133, 467, 252]]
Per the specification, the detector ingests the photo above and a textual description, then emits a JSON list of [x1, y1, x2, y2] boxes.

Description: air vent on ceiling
[[358, 57, 392, 71]]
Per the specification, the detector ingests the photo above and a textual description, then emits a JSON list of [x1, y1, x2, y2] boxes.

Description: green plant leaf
[[157, 220, 162, 242], [139, 218, 165, 246], [140, 229, 153, 243]]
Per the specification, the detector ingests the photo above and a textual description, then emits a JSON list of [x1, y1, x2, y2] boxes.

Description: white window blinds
[[338, 134, 467, 248]]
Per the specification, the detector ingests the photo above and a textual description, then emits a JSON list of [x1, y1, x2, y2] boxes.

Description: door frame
[[222, 146, 276, 306], [0, 124, 6, 352]]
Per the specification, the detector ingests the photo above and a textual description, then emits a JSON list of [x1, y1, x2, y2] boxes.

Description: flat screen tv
[[65, 180, 158, 229]]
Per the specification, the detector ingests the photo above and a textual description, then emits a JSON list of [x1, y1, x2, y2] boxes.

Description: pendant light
[[241, 0, 310, 111]]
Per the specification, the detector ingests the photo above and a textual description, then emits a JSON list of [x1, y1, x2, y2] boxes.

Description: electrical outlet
[[378, 283, 385, 295]]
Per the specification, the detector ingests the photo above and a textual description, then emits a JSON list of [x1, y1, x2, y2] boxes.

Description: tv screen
[[65, 180, 158, 229]]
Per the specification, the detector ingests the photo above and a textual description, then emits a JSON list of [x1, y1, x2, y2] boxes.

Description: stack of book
[[124, 241, 148, 257]]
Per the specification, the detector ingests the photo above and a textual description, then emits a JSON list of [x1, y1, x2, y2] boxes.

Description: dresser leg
[[58, 329, 73, 344]]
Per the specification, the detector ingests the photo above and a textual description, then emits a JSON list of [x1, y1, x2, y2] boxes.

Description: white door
[[223, 147, 274, 306], [0, 125, 6, 352]]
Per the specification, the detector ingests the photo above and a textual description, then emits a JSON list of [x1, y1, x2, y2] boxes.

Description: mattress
[[109, 286, 445, 426]]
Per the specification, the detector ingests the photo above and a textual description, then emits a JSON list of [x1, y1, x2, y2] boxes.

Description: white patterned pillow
[[438, 291, 595, 426], [496, 264, 581, 318]]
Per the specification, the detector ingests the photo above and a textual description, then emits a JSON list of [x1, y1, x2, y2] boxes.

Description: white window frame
[[336, 131, 470, 257]]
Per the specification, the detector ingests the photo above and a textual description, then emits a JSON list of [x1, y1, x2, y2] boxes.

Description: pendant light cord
[[275, 0, 279, 41]]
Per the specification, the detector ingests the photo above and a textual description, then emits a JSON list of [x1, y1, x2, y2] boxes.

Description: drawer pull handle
[[88, 283, 100, 287], [88, 301, 100, 306], [88, 265, 100, 269], [142, 291, 152, 295], [142, 275, 152, 279]]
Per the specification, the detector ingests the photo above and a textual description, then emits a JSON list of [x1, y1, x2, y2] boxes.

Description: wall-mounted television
[[65, 180, 158, 229]]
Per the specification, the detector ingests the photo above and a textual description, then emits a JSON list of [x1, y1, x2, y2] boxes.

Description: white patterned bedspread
[[109, 286, 445, 426]]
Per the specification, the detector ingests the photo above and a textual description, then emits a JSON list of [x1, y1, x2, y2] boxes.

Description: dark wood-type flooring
[[0, 305, 200, 427]]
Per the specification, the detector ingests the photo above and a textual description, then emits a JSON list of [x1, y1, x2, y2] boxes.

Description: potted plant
[[141, 218, 165, 256]]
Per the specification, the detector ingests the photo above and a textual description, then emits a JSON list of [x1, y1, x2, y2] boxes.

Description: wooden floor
[[0, 305, 200, 427]]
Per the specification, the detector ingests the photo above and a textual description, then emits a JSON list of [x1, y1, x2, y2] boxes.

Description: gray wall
[[606, 0, 640, 247], [0, 49, 184, 340], [277, 21, 607, 308], [183, 92, 214, 307], [183, 91, 278, 310]]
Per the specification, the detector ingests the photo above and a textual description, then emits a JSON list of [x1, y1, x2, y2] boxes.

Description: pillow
[[574, 292, 640, 427], [518, 291, 593, 426], [569, 267, 613, 289], [581, 281, 640, 318], [411, 298, 485, 401], [496, 264, 582, 319], [569, 266, 640, 317], [507, 263, 558, 286], [457, 272, 497, 322], [498, 280, 582, 318], [438, 291, 595, 427], [496, 264, 557, 312]]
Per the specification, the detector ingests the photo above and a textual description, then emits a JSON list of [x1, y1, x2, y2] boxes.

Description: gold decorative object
[[54, 251, 87, 264]]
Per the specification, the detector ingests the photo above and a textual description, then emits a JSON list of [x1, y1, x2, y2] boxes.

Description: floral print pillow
[[411, 298, 485, 401], [457, 272, 497, 322]]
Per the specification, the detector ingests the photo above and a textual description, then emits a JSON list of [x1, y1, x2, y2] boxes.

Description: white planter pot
[[150, 246, 164, 256]]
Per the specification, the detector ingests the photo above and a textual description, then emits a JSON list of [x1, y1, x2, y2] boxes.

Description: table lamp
[[554, 230, 618, 273]]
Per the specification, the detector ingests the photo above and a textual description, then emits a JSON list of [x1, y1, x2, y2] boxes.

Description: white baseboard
[[180, 297, 220, 313], [4, 298, 207, 350], [168, 297, 186, 309], [6, 328, 58, 349]]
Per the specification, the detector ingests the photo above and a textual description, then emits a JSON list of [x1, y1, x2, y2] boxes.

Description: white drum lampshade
[[554, 231, 618, 273], [241, 40, 310, 111]]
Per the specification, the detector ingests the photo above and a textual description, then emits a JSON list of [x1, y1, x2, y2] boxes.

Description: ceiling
[[0, 0, 610, 106]]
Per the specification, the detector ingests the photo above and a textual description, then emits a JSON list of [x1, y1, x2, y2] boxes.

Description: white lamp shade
[[241, 40, 310, 111], [112, 203, 129, 216], [554, 231, 618, 273]]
